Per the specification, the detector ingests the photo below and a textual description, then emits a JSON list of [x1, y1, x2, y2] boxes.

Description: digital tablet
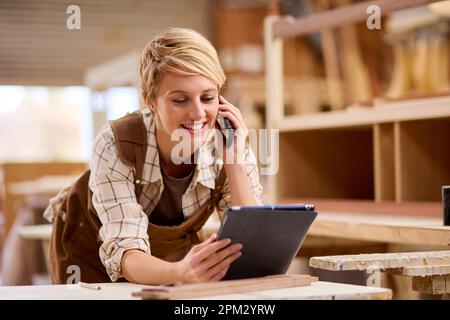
[[216, 204, 317, 280]]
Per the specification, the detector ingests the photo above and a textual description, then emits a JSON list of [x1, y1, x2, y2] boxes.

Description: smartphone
[[216, 112, 234, 149]]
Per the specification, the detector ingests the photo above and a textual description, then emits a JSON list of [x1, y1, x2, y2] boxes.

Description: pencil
[[77, 282, 101, 290]]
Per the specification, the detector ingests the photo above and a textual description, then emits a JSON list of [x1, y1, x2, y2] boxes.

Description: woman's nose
[[189, 99, 207, 119]]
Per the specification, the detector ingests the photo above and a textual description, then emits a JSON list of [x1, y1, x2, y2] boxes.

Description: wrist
[[171, 261, 185, 284]]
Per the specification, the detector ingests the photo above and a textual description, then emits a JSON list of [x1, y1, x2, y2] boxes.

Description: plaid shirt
[[88, 108, 263, 281]]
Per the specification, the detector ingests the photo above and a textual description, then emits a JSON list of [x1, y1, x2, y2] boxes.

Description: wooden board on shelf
[[276, 95, 450, 132], [335, 0, 373, 106], [310, 212, 449, 246], [281, 199, 449, 246], [273, 0, 436, 39], [282, 198, 442, 217]]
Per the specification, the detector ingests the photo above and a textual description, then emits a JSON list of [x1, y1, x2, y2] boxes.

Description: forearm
[[121, 249, 181, 285], [224, 164, 257, 206]]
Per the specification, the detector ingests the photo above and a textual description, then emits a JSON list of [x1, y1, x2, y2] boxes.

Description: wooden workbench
[[0, 281, 391, 300]]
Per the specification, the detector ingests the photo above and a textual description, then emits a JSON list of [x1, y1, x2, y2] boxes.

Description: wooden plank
[[335, 0, 372, 105], [309, 212, 450, 246], [317, 0, 345, 111], [273, 0, 436, 39], [18, 224, 52, 240], [132, 274, 318, 300], [310, 251, 450, 271], [280, 198, 442, 217], [388, 265, 450, 277], [191, 281, 392, 300], [412, 275, 450, 294], [263, 15, 284, 204], [394, 122, 402, 202], [274, 199, 449, 245], [276, 95, 450, 132]]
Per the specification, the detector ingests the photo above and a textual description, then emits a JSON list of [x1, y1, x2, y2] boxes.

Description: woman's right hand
[[175, 233, 242, 283]]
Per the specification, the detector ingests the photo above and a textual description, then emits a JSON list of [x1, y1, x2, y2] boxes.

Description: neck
[[155, 120, 195, 179]]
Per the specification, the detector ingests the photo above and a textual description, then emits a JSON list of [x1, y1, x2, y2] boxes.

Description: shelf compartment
[[396, 118, 450, 201], [277, 129, 373, 200]]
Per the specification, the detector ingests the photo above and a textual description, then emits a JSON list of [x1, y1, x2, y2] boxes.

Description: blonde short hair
[[139, 28, 226, 107]]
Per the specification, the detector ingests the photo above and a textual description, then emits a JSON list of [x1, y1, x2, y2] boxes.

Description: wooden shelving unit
[[263, 0, 450, 207]]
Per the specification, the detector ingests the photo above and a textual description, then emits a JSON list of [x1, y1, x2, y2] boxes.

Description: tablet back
[[217, 209, 317, 280]]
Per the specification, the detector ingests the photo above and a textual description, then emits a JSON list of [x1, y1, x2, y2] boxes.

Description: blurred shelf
[[18, 224, 52, 240], [277, 95, 450, 132], [279, 198, 449, 246], [279, 198, 442, 217], [273, 0, 436, 39]]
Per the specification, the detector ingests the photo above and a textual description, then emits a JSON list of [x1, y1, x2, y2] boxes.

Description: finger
[[219, 95, 229, 104], [217, 110, 241, 129], [200, 243, 242, 272], [205, 251, 242, 280], [218, 111, 246, 134], [218, 102, 241, 117], [205, 249, 242, 279], [210, 265, 230, 282], [193, 238, 232, 262], [192, 233, 217, 253], [218, 95, 242, 116]]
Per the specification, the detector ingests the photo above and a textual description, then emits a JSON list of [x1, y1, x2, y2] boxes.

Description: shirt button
[[135, 179, 141, 184]]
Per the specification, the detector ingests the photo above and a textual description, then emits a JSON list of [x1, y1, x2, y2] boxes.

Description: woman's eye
[[173, 99, 187, 104], [202, 97, 215, 103]]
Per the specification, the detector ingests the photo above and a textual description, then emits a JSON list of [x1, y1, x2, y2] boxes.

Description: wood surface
[[132, 274, 318, 300], [0, 281, 392, 300], [310, 250, 450, 271], [412, 274, 450, 294]]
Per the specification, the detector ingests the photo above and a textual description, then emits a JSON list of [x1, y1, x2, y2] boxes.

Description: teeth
[[182, 123, 204, 130]]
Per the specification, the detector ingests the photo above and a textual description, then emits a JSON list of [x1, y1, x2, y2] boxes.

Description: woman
[[46, 27, 263, 285]]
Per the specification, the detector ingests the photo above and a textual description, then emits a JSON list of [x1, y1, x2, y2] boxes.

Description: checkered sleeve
[[216, 145, 264, 221], [89, 123, 150, 282]]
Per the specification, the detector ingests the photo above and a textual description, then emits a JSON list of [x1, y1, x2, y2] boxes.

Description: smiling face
[[152, 72, 219, 163]]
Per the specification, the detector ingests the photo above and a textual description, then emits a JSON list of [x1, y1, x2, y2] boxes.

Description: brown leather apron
[[49, 168, 226, 284]]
